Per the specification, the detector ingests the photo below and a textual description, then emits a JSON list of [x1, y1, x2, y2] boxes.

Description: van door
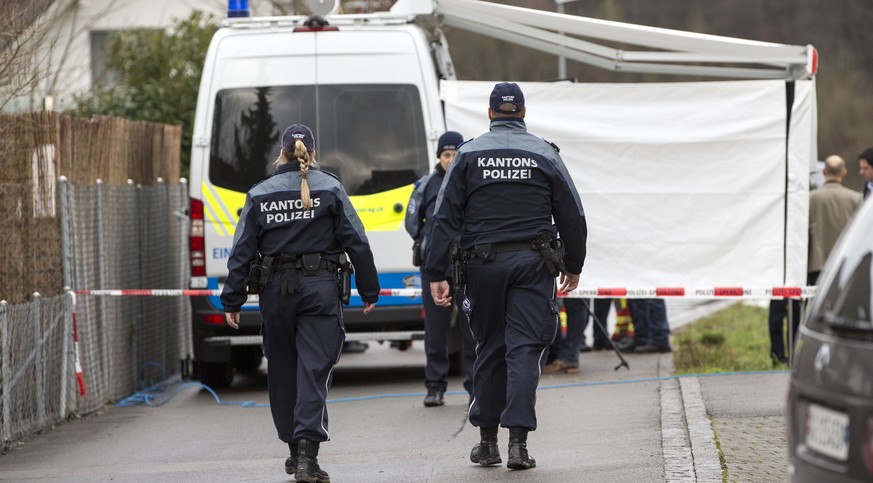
[[200, 31, 318, 308], [313, 27, 437, 309]]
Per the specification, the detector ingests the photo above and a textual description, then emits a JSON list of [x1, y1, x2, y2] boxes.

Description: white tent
[[442, 79, 816, 288]]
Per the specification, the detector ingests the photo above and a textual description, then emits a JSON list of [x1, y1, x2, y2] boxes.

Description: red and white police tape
[[66, 285, 814, 397], [72, 286, 816, 299], [68, 292, 87, 397]]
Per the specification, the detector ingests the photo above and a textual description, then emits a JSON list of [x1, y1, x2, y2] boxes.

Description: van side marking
[[201, 185, 231, 237], [207, 182, 242, 226], [202, 183, 236, 234], [348, 184, 415, 232]]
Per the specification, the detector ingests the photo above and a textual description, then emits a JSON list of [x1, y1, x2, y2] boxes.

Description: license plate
[[805, 403, 849, 461]]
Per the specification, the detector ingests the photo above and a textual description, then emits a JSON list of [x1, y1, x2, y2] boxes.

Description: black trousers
[[259, 268, 345, 444], [463, 250, 557, 430]]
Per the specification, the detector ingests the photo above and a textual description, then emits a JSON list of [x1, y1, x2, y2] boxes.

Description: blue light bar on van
[[228, 0, 250, 18]]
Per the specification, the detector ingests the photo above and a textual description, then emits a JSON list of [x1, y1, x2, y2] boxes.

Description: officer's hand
[[559, 272, 580, 294], [225, 312, 240, 329], [363, 302, 376, 315], [431, 281, 452, 307]]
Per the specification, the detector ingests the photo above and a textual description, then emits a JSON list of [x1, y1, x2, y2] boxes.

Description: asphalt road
[[1, 300, 783, 482], [1, 341, 676, 482]]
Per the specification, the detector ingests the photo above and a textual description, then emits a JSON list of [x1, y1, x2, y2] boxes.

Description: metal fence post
[[95, 179, 110, 394], [33, 293, 45, 429], [156, 178, 168, 371], [178, 178, 191, 374], [59, 177, 71, 290], [129, 180, 140, 388], [60, 292, 71, 418], [1, 300, 10, 447]]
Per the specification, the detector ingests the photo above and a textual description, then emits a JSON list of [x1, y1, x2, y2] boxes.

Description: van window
[[209, 85, 429, 195]]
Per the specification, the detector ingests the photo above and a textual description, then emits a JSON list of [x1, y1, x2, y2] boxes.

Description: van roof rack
[[222, 12, 414, 29]]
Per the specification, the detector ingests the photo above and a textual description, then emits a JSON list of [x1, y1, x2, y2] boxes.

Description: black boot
[[507, 427, 536, 470], [285, 442, 297, 474], [470, 426, 501, 466], [423, 389, 445, 407], [296, 441, 330, 483]]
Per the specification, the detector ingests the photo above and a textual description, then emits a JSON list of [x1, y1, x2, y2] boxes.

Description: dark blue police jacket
[[221, 163, 380, 311], [423, 119, 587, 281]]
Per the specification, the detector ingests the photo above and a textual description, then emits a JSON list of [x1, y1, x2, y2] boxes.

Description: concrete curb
[[681, 377, 723, 482], [658, 353, 724, 482]]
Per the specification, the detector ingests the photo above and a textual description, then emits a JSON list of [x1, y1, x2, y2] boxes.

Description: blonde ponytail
[[294, 139, 313, 210]]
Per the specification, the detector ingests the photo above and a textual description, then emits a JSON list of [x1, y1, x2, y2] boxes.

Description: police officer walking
[[221, 124, 380, 482], [424, 83, 587, 471], [405, 131, 477, 407]]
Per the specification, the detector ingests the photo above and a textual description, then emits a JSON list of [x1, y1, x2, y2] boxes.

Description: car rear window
[[805, 203, 873, 338], [209, 84, 429, 194]]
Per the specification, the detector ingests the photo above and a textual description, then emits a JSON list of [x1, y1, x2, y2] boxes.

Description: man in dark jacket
[[405, 131, 476, 407], [424, 82, 587, 471]]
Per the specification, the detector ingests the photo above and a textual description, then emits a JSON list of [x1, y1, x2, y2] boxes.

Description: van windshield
[[209, 84, 430, 195]]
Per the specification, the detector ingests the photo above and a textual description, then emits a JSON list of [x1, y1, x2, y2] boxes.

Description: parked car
[[787, 197, 873, 482]]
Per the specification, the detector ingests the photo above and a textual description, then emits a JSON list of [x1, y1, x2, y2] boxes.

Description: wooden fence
[[0, 112, 182, 304]]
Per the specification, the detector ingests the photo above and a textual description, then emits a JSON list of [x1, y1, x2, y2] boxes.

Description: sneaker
[[543, 359, 580, 374], [771, 352, 789, 367], [591, 342, 609, 351], [634, 343, 672, 354], [616, 339, 636, 352], [424, 390, 445, 407], [579, 343, 592, 353]]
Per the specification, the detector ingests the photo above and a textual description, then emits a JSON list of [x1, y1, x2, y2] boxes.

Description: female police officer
[[221, 123, 379, 482]]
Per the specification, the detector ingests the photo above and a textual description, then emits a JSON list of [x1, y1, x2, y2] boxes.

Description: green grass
[[671, 302, 786, 375]]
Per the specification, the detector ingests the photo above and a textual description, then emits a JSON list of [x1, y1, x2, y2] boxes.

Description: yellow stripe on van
[[202, 182, 247, 237], [350, 184, 414, 232], [203, 180, 413, 233], [203, 186, 228, 236]]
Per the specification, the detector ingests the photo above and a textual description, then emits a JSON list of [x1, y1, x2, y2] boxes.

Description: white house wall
[[5, 0, 282, 113]]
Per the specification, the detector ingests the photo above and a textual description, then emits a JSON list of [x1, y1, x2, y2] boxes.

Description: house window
[[90, 30, 116, 87]]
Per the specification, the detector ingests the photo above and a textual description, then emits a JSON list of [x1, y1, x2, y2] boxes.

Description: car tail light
[[190, 198, 206, 277], [200, 314, 225, 326], [420, 308, 426, 319], [863, 413, 873, 474]]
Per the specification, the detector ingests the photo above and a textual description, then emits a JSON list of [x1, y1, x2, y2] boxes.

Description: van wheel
[[199, 361, 234, 388], [233, 346, 263, 372]]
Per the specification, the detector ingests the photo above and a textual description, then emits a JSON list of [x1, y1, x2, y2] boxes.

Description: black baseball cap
[[281, 124, 315, 153], [489, 82, 525, 114]]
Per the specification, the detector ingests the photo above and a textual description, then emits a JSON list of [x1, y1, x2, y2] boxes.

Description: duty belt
[[466, 241, 537, 261], [275, 258, 338, 274], [265, 253, 337, 296], [465, 236, 566, 276]]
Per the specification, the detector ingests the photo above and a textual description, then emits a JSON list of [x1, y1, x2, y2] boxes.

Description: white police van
[[186, 0, 818, 387], [187, 0, 456, 386]]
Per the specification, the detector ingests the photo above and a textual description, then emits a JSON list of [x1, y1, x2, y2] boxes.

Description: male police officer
[[424, 82, 587, 470], [406, 131, 477, 407]]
